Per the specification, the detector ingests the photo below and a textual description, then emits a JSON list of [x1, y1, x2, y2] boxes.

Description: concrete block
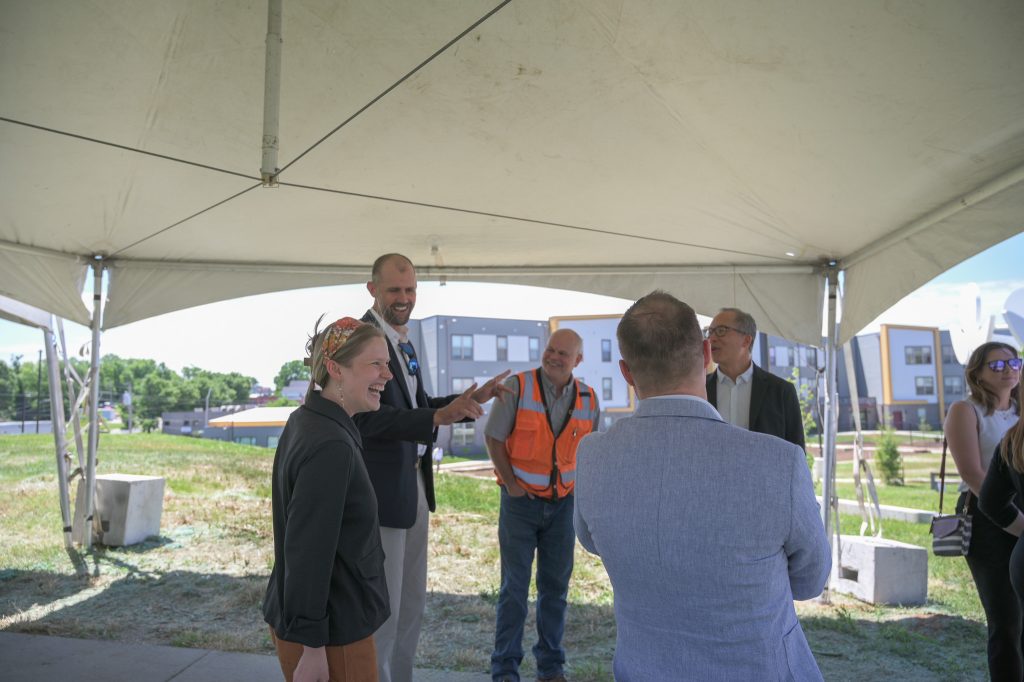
[[73, 474, 165, 546], [831, 534, 928, 606]]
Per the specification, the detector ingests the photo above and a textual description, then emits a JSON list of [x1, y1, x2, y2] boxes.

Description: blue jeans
[[491, 489, 575, 682]]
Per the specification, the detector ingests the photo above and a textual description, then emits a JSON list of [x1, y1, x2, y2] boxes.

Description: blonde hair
[[305, 316, 384, 400], [964, 342, 1020, 416]]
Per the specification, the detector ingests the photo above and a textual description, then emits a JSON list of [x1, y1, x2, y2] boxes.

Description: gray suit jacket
[[574, 396, 830, 681]]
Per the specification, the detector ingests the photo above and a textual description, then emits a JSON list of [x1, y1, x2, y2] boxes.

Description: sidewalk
[[0, 631, 490, 682]]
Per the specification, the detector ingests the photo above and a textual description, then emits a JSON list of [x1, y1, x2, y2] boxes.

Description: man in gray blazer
[[574, 291, 830, 681]]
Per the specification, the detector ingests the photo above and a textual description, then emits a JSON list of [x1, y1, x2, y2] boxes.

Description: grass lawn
[[0, 434, 990, 680]]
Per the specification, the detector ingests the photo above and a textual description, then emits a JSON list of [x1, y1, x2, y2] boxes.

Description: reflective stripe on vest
[[504, 369, 597, 498]]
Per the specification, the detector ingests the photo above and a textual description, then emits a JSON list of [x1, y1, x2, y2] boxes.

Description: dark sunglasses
[[987, 358, 1023, 372], [397, 341, 420, 376]]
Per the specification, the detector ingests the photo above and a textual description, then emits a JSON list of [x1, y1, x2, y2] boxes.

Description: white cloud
[[858, 279, 1024, 335]]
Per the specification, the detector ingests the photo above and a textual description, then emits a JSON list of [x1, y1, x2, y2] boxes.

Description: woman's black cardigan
[[263, 391, 390, 647]]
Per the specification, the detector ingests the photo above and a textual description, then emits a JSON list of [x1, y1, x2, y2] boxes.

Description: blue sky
[[1, 233, 1022, 385]]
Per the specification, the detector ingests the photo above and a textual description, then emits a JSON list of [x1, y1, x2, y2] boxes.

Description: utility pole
[[35, 349, 42, 433], [124, 383, 134, 433], [204, 388, 212, 435]]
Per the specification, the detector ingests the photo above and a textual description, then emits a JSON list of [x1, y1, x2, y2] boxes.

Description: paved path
[[0, 631, 490, 682]]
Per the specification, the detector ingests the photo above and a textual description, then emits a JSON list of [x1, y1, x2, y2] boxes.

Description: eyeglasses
[[702, 325, 746, 339], [987, 358, 1023, 372], [397, 341, 420, 376]]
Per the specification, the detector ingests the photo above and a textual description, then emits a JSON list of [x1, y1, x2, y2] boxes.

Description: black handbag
[[930, 437, 972, 557]]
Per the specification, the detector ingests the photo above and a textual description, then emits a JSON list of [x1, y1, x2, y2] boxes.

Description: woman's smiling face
[[334, 336, 392, 415]]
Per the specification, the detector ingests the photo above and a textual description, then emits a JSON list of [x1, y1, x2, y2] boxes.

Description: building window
[[234, 436, 256, 446], [942, 345, 956, 365], [601, 339, 612, 362], [602, 377, 613, 401], [914, 376, 935, 395], [905, 346, 932, 365], [917, 407, 929, 429], [267, 436, 280, 449], [452, 377, 475, 393], [452, 423, 475, 447], [943, 376, 963, 395], [529, 337, 540, 361], [774, 346, 791, 367], [452, 334, 473, 360], [497, 336, 508, 362]]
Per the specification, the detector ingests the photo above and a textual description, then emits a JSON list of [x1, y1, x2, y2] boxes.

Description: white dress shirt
[[369, 308, 427, 455], [716, 362, 754, 430]]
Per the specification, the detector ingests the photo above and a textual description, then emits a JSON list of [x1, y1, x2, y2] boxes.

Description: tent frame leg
[[821, 266, 841, 601]]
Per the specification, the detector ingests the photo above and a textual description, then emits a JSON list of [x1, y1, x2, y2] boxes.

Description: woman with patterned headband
[[263, 316, 393, 682]]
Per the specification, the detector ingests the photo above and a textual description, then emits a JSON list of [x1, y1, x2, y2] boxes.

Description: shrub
[[875, 428, 903, 485]]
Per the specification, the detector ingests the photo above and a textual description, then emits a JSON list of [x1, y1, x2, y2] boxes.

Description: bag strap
[[938, 437, 949, 514], [938, 435, 972, 516]]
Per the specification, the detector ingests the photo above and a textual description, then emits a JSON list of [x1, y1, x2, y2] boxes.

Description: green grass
[[818, 449, 955, 511], [0, 433, 273, 573], [0, 433, 989, 679], [833, 431, 943, 446], [435, 473, 499, 515]]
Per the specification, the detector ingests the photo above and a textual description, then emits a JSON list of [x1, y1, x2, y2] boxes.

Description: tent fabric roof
[[2, 1, 1022, 344]]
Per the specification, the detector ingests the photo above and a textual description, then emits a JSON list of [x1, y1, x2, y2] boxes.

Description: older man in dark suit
[[354, 253, 511, 682], [704, 307, 805, 449]]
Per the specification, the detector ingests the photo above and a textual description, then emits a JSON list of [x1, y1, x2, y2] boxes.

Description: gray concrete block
[[831, 534, 928, 606], [73, 474, 165, 546]]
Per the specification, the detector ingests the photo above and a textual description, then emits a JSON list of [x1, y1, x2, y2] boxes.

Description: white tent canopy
[[1, 0, 1022, 343]]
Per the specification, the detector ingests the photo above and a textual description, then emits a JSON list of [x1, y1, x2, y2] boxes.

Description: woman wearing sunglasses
[[945, 341, 1022, 680]]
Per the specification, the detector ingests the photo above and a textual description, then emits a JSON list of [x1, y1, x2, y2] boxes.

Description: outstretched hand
[[434, 384, 485, 426], [471, 370, 515, 404]]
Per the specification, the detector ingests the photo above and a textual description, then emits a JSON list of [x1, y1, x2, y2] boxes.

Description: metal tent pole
[[261, 0, 283, 186], [821, 267, 840, 597], [83, 259, 103, 551], [44, 319, 73, 551]]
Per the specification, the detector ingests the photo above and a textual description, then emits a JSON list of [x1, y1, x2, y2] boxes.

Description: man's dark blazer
[[706, 364, 806, 450], [352, 310, 457, 529]]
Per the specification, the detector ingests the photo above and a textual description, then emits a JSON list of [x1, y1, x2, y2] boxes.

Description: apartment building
[[414, 315, 550, 456]]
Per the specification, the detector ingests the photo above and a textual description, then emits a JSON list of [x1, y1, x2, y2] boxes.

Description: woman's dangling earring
[[337, 384, 345, 406]]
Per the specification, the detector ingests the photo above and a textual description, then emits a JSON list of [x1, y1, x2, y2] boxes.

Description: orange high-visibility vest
[[501, 369, 598, 499]]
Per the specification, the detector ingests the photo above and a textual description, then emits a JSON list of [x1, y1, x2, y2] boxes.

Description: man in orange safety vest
[[485, 328, 601, 682]]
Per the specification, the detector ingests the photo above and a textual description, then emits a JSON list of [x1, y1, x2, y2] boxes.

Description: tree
[[181, 367, 255, 406], [0, 358, 16, 420], [274, 359, 309, 393], [788, 368, 819, 468], [134, 373, 183, 421], [875, 428, 903, 485]]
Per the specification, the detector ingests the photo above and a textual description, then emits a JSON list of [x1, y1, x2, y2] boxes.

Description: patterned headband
[[321, 317, 367, 360]]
